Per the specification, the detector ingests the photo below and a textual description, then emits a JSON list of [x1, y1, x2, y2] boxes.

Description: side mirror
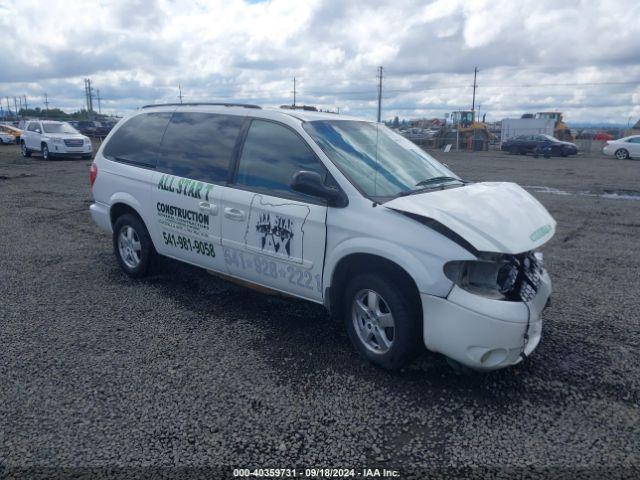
[[290, 171, 348, 208]]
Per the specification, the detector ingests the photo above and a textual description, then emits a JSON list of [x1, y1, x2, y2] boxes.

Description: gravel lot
[[1, 142, 639, 478]]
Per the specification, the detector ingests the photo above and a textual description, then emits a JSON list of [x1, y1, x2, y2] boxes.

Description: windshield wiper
[[396, 176, 466, 197], [415, 176, 464, 187]]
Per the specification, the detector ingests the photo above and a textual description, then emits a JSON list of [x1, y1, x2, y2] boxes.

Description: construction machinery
[[535, 112, 573, 141], [437, 110, 493, 150]]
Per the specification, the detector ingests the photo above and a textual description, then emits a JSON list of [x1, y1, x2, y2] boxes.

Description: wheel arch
[[108, 193, 149, 228], [325, 250, 422, 316]]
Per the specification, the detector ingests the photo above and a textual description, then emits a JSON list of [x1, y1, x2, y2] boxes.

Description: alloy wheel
[[118, 225, 142, 269], [352, 289, 396, 354]]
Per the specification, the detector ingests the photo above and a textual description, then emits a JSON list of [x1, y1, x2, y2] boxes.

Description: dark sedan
[[501, 134, 578, 157]]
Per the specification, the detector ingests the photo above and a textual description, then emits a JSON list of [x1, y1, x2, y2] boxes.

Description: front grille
[[64, 139, 84, 147], [518, 253, 543, 302]]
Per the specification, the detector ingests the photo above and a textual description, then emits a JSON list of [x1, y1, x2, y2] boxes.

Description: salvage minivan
[[89, 103, 555, 371]]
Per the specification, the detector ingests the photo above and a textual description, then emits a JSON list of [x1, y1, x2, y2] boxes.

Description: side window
[[157, 112, 243, 183], [628, 137, 640, 144], [234, 120, 326, 199], [103, 112, 172, 168], [27, 122, 39, 132]]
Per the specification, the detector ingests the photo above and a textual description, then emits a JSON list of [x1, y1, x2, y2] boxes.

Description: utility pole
[[13, 97, 18, 121], [97, 89, 102, 114], [23, 95, 28, 112], [471, 66, 478, 117], [5, 97, 11, 119], [292, 77, 296, 107], [178, 84, 183, 104], [84, 79, 94, 119], [376, 66, 384, 123], [44, 93, 50, 117], [18, 96, 23, 117]]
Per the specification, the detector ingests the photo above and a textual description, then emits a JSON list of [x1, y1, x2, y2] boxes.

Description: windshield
[[42, 122, 78, 134], [303, 120, 459, 199], [541, 134, 557, 141]]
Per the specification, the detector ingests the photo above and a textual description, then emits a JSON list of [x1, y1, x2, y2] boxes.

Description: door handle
[[224, 207, 245, 221], [199, 202, 218, 215]]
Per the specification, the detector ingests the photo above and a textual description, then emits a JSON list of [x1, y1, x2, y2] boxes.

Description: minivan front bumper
[[421, 270, 551, 371]]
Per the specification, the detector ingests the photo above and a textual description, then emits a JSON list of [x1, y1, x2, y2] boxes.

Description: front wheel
[[41, 143, 51, 160], [344, 273, 422, 369], [615, 148, 629, 160], [112, 213, 155, 278], [21, 142, 31, 157]]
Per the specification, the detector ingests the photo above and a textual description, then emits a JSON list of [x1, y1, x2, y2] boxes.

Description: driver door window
[[234, 120, 327, 202]]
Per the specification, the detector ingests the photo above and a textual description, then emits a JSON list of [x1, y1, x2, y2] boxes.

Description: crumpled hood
[[384, 182, 556, 254]]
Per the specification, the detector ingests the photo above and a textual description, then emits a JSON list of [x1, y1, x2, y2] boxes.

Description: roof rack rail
[[141, 102, 261, 109]]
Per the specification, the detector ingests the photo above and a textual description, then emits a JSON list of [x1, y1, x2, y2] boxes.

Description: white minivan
[[90, 103, 555, 371]]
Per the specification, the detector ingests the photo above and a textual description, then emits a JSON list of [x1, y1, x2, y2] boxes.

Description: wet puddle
[[524, 185, 640, 201]]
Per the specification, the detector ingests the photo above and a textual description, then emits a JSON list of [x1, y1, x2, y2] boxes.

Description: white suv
[[21, 120, 92, 160], [89, 103, 555, 371]]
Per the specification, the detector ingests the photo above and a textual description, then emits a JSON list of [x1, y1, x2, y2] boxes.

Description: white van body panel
[[384, 182, 556, 254], [323, 196, 474, 298]]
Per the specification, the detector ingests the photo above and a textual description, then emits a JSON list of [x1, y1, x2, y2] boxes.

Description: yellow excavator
[[535, 112, 573, 141], [438, 110, 492, 150]]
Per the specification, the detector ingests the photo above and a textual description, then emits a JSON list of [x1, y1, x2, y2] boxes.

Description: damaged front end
[[443, 251, 545, 302]]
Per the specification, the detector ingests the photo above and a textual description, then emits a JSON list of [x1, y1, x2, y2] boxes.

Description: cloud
[[0, 0, 638, 123]]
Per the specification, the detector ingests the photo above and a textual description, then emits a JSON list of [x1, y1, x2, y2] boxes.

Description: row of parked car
[[500, 132, 640, 160]]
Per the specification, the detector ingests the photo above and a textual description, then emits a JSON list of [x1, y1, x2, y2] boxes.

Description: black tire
[[615, 148, 629, 160], [41, 143, 52, 160], [560, 148, 569, 157], [518, 148, 526, 155], [21, 141, 31, 157], [343, 272, 422, 369], [112, 213, 155, 278]]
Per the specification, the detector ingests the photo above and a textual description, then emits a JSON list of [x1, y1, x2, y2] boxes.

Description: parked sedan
[[602, 135, 640, 160], [502, 134, 578, 157], [0, 131, 15, 144]]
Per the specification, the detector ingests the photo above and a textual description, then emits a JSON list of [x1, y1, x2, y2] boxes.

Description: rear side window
[[157, 112, 243, 183], [234, 120, 326, 199], [103, 112, 171, 168]]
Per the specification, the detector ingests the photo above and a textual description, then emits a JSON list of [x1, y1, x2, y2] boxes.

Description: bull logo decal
[[255, 213, 294, 257]]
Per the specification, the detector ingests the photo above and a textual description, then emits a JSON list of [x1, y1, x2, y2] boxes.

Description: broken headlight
[[444, 254, 523, 300]]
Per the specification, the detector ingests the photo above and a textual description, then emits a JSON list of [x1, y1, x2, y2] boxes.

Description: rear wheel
[[343, 272, 422, 369], [113, 213, 155, 278], [21, 142, 31, 157], [615, 148, 629, 160]]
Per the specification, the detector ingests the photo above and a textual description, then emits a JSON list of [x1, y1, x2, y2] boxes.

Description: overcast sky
[[1, 0, 639, 124]]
